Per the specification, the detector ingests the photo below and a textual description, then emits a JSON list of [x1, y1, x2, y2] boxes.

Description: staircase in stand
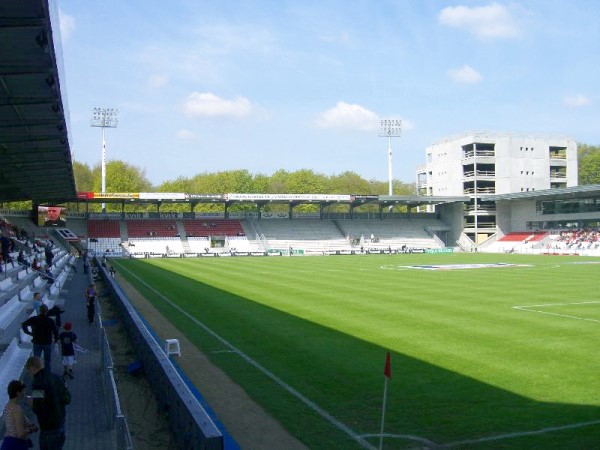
[[176, 221, 191, 254]]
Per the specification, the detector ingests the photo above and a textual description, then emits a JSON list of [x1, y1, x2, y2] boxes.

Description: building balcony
[[549, 172, 567, 179], [462, 223, 498, 232], [464, 187, 496, 195], [463, 170, 496, 180], [463, 149, 496, 158], [465, 204, 496, 214]]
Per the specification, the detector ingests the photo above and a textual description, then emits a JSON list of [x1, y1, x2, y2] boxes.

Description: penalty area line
[[116, 263, 378, 450], [513, 305, 600, 324], [442, 418, 600, 448]]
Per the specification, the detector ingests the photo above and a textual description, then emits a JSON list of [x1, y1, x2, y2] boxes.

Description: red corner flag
[[384, 351, 392, 379]]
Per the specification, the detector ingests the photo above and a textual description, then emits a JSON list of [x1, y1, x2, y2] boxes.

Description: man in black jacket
[[26, 356, 70, 450], [22, 304, 59, 370]]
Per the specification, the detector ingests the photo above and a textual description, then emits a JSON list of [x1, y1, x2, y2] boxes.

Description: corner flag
[[380, 351, 392, 449]]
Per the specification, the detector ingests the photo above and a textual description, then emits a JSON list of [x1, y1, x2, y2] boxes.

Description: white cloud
[[184, 92, 253, 118], [58, 9, 75, 41], [316, 102, 379, 131], [148, 74, 169, 89], [315, 103, 413, 133], [438, 3, 520, 39], [563, 94, 591, 108], [175, 129, 195, 140], [448, 65, 483, 84]]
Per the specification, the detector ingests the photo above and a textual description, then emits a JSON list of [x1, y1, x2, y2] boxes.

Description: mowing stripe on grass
[[117, 263, 380, 450], [513, 301, 600, 324], [442, 418, 600, 448]]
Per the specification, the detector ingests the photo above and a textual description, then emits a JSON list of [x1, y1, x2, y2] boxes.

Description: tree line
[[69, 161, 414, 212], [3, 144, 600, 212]]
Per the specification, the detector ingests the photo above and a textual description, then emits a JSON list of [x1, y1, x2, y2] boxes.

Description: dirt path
[[113, 272, 308, 450]]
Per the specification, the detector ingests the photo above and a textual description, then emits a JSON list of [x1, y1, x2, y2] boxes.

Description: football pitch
[[112, 253, 600, 449]]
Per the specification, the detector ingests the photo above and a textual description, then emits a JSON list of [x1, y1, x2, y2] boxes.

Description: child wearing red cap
[[58, 322, 77, 379]]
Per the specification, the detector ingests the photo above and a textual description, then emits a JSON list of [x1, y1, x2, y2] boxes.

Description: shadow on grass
[[115, 258, 600, 450]]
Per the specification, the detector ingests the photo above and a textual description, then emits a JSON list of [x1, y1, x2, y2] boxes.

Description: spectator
[[45, 245, 54, 266], [42, 266, 54, 284], [31, 257, 41, 272], [1, 379, 38, 449], [85, 283, 97, 325], [48, 305, 65, 329], [31, 292, 43, 316], [25, 356, 70, 450], [17, 250, 29, 268], [58, 323, 77, 380], [21, 304, 59, 370], [0, 230, 11, 266]]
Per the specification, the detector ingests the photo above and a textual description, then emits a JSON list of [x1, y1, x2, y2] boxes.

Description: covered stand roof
[[0, 0, 76, 203]]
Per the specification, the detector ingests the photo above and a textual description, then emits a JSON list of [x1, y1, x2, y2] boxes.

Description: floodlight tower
[[378, 119, 402, 195], [91, 108, 118, 212]]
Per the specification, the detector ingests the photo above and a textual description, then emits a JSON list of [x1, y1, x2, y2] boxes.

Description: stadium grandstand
[[3, 1, 600, 450]]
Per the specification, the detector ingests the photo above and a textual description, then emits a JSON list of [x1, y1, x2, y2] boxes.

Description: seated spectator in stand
[[42, 266, 54, 284], [1, 230, 12, 264], [31, 257, 41, 272], [45, 245, 54, 266], [32, 292, 43, 316], [43, 206, 66, 227], [17, 250, 29, 268]]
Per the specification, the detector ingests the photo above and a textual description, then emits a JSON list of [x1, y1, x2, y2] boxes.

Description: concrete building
[[416, 132, 577, 244]]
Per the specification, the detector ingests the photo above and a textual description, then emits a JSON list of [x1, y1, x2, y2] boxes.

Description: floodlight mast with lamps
[[90, 108, 118, 212], [378, 119, 401, 196]]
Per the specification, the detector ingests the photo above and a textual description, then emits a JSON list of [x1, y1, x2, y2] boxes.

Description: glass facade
[[537, 197, 600, 215]]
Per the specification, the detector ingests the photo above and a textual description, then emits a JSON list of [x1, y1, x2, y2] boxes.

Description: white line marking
[[116, 263, 378, 450], [443, 419, 600, 448], [359, 433, 438, 447], [118, 263, 599, 448], [513, 300, 600, 323], [514, 301, 600, 308]]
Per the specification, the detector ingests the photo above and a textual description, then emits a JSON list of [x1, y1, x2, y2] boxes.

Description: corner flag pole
[[379, 351, 392, 450]]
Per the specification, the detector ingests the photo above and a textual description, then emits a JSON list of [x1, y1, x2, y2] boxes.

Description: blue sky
[[57, 0, 599, 187]]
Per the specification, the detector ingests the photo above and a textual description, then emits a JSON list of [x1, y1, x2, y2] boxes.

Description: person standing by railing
[[85, 283, 97, 325]]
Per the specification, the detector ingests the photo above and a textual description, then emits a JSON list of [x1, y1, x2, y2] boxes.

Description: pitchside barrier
[[97, 259, 224, 450], [97, 301, 134, 449]]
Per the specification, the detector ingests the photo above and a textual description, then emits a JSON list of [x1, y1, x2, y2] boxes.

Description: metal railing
[[98, 302, 134, 449], [99, 263, 224, 450], [462, 149, 495, 158]]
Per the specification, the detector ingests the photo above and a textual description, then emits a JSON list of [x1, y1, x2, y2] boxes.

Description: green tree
[[92, 160, 153, 193], [72, 161, 95, 192], [578, 144, 600, 185], [268, 169, 290, 193], [327, 171, 371, 194], [88, 160, 153, 212], [287, 169, 327, 194]]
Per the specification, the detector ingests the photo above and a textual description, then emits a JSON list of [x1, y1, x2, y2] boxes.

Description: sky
[[57, 0, 600, 187]]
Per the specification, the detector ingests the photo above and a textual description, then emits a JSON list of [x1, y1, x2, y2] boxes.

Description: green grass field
[[112, 253, 600, 449]]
